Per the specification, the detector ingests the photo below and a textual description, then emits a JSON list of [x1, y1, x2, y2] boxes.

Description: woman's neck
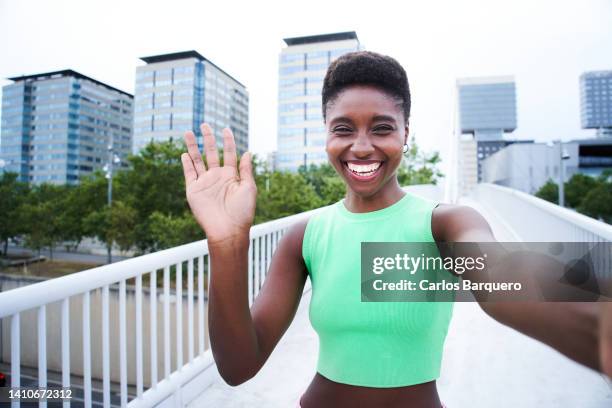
[[343, 177, 405, 213]]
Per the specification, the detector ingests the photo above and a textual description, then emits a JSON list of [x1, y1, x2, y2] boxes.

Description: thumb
[[239, 151, 255, 187]]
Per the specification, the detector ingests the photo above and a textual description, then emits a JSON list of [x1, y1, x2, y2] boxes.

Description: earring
[[402, 143, 409, 154]]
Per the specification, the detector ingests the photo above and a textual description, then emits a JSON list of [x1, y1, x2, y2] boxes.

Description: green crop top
[[302, 192, 454, 387]]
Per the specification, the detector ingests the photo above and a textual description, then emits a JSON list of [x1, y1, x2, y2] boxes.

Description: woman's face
[[325, 85, 408, 198]]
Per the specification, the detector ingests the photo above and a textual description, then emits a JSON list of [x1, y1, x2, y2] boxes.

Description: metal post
[[558, 140, 565, 208], [104, 135, 120, 264], [106, 143, 113, 264]]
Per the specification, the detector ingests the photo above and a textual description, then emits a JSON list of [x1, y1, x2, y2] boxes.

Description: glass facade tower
[[277, 32, 361, 171], [0, 70, 133, 184], [133, 51, 249, 154], [456, 76, 518, 183], [580, 70, 612, 137], [457, 76, 517, 141]]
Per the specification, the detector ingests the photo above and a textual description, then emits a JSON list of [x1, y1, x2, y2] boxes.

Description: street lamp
[[102, 143, 121, 263], [548, 140, 571, 207]]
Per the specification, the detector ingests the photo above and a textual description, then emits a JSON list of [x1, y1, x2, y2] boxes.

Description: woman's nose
[[350, 132, 375, 156]]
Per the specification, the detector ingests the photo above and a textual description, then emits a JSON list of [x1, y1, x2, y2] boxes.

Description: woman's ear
[[404, 125, 410, 145]]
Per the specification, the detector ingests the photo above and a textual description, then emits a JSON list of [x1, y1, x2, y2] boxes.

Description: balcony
[[1, 184, 611, 407]]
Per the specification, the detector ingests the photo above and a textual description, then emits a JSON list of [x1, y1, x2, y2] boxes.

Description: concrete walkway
[[189, 197, 612, 407]]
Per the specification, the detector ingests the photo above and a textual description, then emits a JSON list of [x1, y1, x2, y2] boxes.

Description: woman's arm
[[207, 220, 309, 385], [181, 124, 309, 385], [432, 204, 608, 376]]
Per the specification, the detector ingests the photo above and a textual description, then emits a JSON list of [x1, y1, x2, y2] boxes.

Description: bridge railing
[[472, 183, 612, 243], [0, 207, 321, 408]]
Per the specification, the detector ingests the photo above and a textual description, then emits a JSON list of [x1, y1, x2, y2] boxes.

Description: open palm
[[181, 123, 257, 244]]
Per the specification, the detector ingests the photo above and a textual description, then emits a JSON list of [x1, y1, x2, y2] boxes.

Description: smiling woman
[[180, 51, 612, 408]]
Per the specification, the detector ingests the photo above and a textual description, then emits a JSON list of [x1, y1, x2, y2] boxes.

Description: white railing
[[472, 183, 612, 242], [0, 207, 323, 408], [472, 183, 612, 285], [0, 185, 440, 408]]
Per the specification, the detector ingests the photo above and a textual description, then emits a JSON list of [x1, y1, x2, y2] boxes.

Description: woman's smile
[[343, 160, 385, 182]]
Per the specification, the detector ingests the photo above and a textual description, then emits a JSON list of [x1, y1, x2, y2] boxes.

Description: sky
[[1, 0, 611, 175]]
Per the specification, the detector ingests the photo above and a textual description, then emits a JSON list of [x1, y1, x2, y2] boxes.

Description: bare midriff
[[299, 372, 442, 408]]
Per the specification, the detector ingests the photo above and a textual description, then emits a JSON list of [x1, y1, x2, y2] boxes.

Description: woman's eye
[[333, 127, 352, 134], [373, 126, 394, 134]]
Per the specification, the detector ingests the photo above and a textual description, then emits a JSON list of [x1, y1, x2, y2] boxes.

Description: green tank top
[[302, 192, 454, 387]]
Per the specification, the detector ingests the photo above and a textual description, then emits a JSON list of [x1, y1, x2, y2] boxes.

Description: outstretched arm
[[181, 124, 309, 385], [432, 204, 609, 377]]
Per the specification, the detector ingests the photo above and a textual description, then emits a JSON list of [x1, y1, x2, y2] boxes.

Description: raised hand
[[181, 123, 257, 245]]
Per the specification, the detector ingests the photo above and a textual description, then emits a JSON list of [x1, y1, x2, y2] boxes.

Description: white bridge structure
[[1, 183, 611, 408]]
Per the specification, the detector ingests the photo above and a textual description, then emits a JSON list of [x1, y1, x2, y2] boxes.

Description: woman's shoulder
[[431, 203, 491, 242]]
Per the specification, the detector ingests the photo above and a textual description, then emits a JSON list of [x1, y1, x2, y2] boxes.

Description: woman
[[180, 51, 612, 407]]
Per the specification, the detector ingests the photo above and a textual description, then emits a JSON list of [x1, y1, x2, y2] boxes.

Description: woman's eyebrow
[[372, 115, 397, 123], [329, 116, 354, 126]]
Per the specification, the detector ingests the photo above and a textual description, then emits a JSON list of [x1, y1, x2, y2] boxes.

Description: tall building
[[133, 51, 249, 154], [580, 70, 612, 138], [277, 32, 361, 172], [456, 76, 518, 184], [457, 134, 478, 197], [0, 70, 133, 184]]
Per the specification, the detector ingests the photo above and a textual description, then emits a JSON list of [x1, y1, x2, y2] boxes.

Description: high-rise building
[[457, 76, 517, 141], [580, 70, 612, 138], [277, 32, 361, 172], [0, 70, 133, 184], [133, 51, 249, 155], [456, 76, 518, 183], [457, 134, 478, 197]]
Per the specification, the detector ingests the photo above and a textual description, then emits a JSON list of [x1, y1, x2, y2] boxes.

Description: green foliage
[[115, 139, 189, 252], [254, 171, 323, 224], [397, 136, 444, 186], [297, 163, 346, 206], [84, 201, 137, 253], [565, 173, 599, 208], [148, 211, 204, 250], [535, 179, 559, 204], [19, 183, 70, 259], [0, 172, 29, 255], [577, 183, 612, 224]]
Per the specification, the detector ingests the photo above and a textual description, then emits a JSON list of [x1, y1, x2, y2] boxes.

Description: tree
[[397, 135, 444, 186], [577, 181, 612, 224], [148, 211, 204, 250], [320, 175, 346, 205], [0, 172, 29, 256], [535, 179, 559, 204], [115, 139, 190, 252], [20, 184, 68, 259], [84, 200, 138, 256], [71, 171, 108, 249], [254, 171, 323, 224], [565, 173, 599, 209]]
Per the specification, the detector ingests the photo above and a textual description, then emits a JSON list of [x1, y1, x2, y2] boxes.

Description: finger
[[239, 151, 255, 186], [222, 127, 237, 168], [181, 153, 197, 185], [201, 123, 220, 169], [183, 130, 206, 175], [601, 303, 612, 378]]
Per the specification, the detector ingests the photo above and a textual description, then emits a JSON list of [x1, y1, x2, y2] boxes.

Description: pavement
[[5, 245, 129, 265], [188, 196, 612, 407]]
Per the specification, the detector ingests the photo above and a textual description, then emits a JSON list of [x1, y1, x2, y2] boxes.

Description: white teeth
[[347, 162, 382, 174]]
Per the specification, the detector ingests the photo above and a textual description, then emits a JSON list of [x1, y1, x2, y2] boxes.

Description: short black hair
[[322, 51, 411, 123]]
